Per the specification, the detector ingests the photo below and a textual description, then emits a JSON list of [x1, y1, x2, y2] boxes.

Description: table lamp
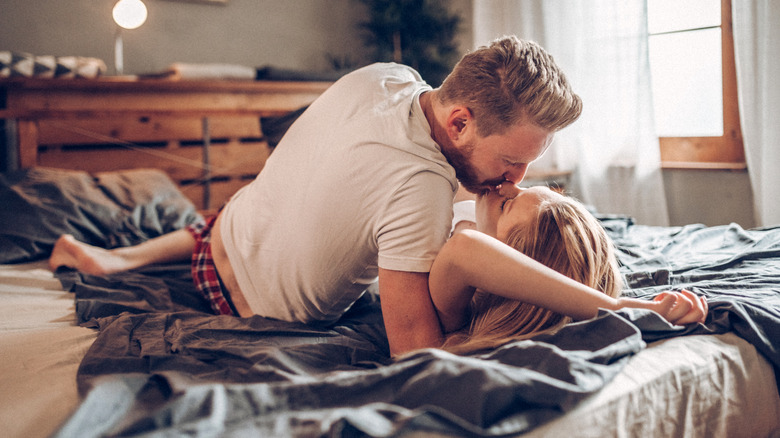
[[112, 0, 148, 75]]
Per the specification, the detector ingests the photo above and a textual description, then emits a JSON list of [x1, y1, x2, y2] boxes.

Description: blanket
[[53, 225, 780, 437], [57, 266, 652, 437]]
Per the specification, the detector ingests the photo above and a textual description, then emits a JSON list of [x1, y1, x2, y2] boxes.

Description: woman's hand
[[651, 289, 708, 324], [618, 289, 708, 325]]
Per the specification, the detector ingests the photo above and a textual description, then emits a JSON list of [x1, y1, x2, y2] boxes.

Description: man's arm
[[378, 268, 444, 357]]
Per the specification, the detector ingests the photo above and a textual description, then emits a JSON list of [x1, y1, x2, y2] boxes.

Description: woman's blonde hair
[[441, 194, 623, 355], [438, 35, 582, 136]]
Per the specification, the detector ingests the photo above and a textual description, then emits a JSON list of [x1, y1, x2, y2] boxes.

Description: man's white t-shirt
[[219, 63, 458, 324]]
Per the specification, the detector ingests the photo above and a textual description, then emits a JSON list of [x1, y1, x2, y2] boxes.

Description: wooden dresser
[[0, 77, 331, 211]]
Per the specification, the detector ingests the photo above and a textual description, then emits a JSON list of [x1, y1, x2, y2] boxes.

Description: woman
[[429, 184, 707, 354]]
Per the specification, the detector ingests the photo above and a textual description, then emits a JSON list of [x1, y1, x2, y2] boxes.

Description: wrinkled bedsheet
[[48, 218, 780, 437]]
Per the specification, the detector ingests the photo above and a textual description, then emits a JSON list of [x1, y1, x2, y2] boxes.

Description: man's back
[[218, 63, 457, 323]]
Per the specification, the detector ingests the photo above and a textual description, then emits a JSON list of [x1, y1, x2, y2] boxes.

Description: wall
[[0, 0, 371, 75], [663, 168, 755, 228]]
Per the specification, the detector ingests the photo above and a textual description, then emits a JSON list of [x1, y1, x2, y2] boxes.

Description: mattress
[[524, 332, 780, 437], [0, 261, 96, 438]]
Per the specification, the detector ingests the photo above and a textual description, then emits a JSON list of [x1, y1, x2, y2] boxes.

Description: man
[[49, 36, 582, 356]]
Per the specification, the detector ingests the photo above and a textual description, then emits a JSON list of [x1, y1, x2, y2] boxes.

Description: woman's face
[[476, 185, 561, 242]]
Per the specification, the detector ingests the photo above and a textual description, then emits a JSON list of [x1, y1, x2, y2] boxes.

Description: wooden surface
[[1, 77, 331, 210], [0, 77, 332, 118]]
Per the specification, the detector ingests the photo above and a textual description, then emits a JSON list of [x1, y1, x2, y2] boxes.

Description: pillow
[[0, 167, 202, 264]]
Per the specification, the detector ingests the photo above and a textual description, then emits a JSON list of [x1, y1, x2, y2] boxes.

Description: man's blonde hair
[[442, 194, 623, 355], [438, 36, 582, 136]]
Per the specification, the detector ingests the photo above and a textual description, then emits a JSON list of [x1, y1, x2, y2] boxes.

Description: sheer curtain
[[732, 0, 780, 227], [474, 0, 669, 226]]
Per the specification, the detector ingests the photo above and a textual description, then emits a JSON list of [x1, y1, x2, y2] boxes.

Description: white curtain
[[732, 0, 780, 227], [474, 0, 669, 226]]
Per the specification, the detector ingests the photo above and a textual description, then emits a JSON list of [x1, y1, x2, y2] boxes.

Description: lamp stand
[[114, 28, 124, 75]]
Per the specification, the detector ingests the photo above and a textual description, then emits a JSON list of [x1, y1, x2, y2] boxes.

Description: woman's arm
[[428, 229, 706, 333]]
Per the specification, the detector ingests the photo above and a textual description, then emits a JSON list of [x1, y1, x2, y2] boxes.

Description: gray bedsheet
[[61, 296, 648, 437]]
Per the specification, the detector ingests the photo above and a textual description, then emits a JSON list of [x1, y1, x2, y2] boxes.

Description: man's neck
[[419, 90, 448, 151]]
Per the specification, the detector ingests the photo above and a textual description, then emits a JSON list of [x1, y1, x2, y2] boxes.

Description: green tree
[[357, 0, 461, 87]]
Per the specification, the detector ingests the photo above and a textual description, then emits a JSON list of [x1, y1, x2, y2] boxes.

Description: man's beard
[[442, 143, 504, 194]]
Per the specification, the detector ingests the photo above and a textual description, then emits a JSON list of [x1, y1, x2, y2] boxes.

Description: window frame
[[656, 0, 745, 169]]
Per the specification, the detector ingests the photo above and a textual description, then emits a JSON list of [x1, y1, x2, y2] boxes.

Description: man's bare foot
[[48, 235, 130, 276]]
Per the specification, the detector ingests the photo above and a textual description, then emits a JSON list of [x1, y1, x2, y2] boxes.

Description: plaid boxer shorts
[[186, 216, 237, 316]]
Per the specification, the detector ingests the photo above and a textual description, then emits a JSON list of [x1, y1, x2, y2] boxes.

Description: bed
[[1, 165, 779, 438], [0, 76, 332, 211]]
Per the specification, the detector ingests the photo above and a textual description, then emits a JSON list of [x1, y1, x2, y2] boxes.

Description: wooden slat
[[37, 140, 270, 184], [206, 140, 270, 176], [182, 177, 254, 211], [15, 91, 312, 118], [37, 143, 204, 180], [36, 115, 262, 146], [2, 79, 330, 119], [16, 120, 38, 168]]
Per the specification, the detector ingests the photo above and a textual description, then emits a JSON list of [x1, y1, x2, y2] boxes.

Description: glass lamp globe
[[113, 0, 148, 30]]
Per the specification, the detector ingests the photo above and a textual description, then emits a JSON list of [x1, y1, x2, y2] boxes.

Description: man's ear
[[445, 106, 475, 142]]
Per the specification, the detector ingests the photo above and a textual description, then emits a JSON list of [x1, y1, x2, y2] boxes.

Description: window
[[648, 0, 744, 168]]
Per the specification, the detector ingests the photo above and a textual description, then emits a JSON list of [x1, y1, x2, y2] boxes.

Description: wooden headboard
[[0, 77, 331, 211]]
